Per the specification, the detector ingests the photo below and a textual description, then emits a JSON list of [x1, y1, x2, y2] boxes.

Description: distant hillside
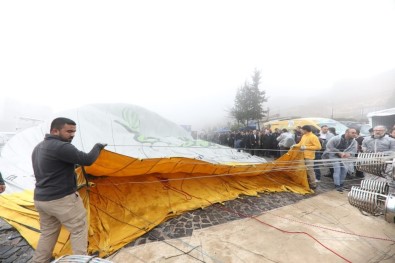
[[331, 69, 395, 105], [267, 68, 395, 122]]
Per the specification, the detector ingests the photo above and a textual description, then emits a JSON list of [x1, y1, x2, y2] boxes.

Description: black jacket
[[32, 134, 103, 201]]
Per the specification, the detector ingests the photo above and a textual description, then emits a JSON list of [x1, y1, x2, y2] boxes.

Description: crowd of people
[[204, 127, 300, 158], [205, 123, 395, 192]]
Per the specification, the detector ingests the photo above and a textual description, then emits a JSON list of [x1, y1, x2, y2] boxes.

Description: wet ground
[[0, 169, 362, 263]]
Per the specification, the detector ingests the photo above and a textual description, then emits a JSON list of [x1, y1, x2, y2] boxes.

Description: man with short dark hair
[[294, 126, 302, 143], [249, 130, 259, 155], [323, 128, 358, 192], [292, 125, 322, 189], [32, 117, 107, 263]]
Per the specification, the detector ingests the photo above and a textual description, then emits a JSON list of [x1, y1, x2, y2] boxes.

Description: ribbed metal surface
[[360, 179, 389, 195], [348, 179, 395, 223], [52, 255, 113, 263], [348, 186, 386, 216], [356, 152, 388, 178]]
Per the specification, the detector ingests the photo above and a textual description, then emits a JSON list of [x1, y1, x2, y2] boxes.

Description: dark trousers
[[279, 146, 290, 156], [314, 152, 322, 180]]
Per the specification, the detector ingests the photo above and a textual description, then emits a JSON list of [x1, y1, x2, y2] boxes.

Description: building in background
[[367, 108, 395, 130]]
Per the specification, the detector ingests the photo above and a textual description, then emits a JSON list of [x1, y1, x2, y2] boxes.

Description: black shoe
[[340, 183, 351, 191], [335, 185, 343, 193]]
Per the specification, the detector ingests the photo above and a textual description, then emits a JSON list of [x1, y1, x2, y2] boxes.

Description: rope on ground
[[182, 184, 354, 263]]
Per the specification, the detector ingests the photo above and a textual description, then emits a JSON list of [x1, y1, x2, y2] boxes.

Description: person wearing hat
[[291, 125, 322, 189]]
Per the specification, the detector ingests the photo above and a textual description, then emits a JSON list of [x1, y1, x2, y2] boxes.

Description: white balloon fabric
[[0, 103, 266, 194]]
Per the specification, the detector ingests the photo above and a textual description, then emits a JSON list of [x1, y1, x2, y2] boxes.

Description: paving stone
[[0, 245, 14, 258], [201, 218, 210, 224], [175, 222, 183, 228], [10, 237, 22, 245], [131, 238, 146, 246], [185, 221, 192, 229], [185, 229, 193, 236], [4, 253, 19, 263], [192, 223, 201, 229], [1, 246, 20, 258], [173, 228, 185, 237], [217, 218, 227, 224], [0, 224, 13, 231], [16, 245, 30, 255], [163, 225, 174, 233], [147, 229, 161, 239], [201, 223, 212, 228]]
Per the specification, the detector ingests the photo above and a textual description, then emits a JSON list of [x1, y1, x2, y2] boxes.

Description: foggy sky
[[1, 0, 395, 131]]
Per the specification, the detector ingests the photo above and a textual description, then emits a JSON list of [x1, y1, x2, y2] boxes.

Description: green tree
[[230, 69, 267, 129], [231, 82, 250, 126]]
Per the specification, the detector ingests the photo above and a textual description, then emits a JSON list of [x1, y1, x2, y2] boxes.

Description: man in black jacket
[[32, 117, 106, 263]]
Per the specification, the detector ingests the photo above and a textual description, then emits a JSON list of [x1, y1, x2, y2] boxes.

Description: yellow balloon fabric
[[0, 149, 310, 258]]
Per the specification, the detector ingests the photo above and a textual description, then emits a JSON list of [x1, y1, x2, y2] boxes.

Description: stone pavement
[[0, 169, 363, 263], [125, 172, 363, 249], [0, 222, 34, 263], [110, 189, 395, 263]]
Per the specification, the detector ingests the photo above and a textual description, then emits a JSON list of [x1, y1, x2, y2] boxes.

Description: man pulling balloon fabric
[[31, 117, 107, 263]]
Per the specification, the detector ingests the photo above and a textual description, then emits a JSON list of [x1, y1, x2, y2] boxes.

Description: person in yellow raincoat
[[291, 125, 322, 189]]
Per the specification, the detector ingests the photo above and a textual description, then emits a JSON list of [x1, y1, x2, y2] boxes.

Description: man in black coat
[[32, 117, 107, 263]]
